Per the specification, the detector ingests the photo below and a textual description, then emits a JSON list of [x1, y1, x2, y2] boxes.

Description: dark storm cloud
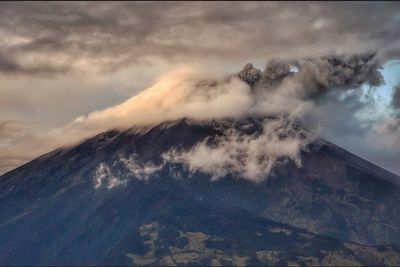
[[0, 1, 400, 75], [392, 85, 400, 110], [0, 51, 70, 75]]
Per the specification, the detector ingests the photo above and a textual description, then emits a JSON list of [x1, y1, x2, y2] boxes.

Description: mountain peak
[[1, 115, 400, 265]]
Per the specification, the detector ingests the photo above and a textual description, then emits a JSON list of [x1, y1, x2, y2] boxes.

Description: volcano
[[0, 117, 400, 266]]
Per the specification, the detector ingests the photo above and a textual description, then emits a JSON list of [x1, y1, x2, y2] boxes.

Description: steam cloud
[[94, 163, 127, 190], [94, 155, 162, 189], [93, 117, 315, 186], [118, 155, 162, 181], [162, 117, 314, 182]]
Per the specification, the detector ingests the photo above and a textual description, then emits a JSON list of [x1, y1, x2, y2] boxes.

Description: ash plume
[[238, 52, 383, 99]]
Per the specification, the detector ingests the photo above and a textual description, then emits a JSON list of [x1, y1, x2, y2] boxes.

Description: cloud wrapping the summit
[[1, 51, 399, 176], [60, 67, 254, 140]]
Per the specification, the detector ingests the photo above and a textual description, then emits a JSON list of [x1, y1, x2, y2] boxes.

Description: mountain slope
[[0, 117, 400, 265]]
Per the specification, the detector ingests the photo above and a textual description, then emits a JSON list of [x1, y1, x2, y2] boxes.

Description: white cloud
[[59, 67, 254, 142], [93, 155, 163, 189], [94, 162, 128, 189], [162, 116, 315, 182], [119, 155, 162, 181]]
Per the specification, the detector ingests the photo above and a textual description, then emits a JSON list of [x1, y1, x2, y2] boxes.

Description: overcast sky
[[1, 1, 400, 175]]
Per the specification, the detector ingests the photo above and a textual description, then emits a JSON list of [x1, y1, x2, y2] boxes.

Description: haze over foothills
[[1, 1, 400, 175]]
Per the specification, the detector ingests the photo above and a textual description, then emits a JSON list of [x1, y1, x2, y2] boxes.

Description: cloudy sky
[[1, 1, 400, 175]]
